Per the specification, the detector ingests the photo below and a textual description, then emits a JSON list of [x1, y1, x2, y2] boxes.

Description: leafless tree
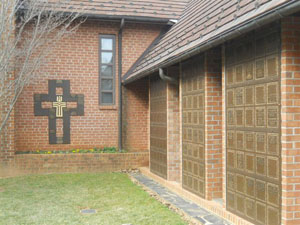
[[0, 0, 84, 134]]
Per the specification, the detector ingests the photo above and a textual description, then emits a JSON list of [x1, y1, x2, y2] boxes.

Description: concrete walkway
[[130, 173, 232, 225]]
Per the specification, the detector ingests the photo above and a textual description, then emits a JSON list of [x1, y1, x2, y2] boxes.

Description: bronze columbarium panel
[[225, 24, 281, 225], [150, 75, 167, 179], [182, 55, 205, 198]]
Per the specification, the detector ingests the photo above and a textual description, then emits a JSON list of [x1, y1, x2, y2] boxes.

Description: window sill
[[99, 105, 118, 110]]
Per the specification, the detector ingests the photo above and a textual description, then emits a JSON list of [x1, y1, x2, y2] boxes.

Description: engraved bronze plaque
[[245, 198, 255, 219], [265, 33, 279, 54], [236, 65, 244, 83], [256, 180, 266, 201], [245, 108, 254, 127], [268, 183, 279, 206], [236, 174, 245, 193], [226, 26, 281, 225], [227, 150, 235, 168], [268, 207, 279, 225], [34, 80, 84, 144], [236, 132, 244, 149], [267, 157, 279, 179], [268, 106, 279, 128], [228, 131, 235, 149], [256, 85, 266, 105], [236, 151, 245, 171], [182, 55, 206, 198], [256, 133, 266, 153], [246, 177, 255, 197], [245, 132, 254, 151], [257, 202, 266, 224], [245, 86, 254, 105], [267, 134, 279, 155], [246, 153, 255, 173], [227, 67, 234, 85], [256, 107, 266, 127], [256, 59, 265, 79], [267, 82, 278, 104], [227, 109, 235, 126], [256, 37, 265, 57], [150, 75, 167, 179], [267, 56, 278, 77], [256, 155, 266, 176], [228, 173, 236, 190], [235, 88, 244, 106], [246, 62, 254, 80], [236, 108, 244, 126], [227, 191, 235, 210], [236, 194, 245, 214], [227, 89, 234, 107]]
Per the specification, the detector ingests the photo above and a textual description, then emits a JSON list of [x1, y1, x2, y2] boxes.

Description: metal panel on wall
[[182, 55, 205, 198], [225, 23, 281, 225], [150, 75, 167, 179]]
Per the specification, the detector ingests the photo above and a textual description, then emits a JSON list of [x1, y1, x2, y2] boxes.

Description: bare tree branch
[[0, 0, 85, 134]]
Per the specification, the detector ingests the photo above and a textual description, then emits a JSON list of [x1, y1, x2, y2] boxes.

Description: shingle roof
[[62, 0, 190, 20], [123, 0, 298, 83]]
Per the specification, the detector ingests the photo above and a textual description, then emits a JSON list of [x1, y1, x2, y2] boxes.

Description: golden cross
[[52, 96, 67, 118]]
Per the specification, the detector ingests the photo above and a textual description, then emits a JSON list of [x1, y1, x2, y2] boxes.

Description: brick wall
[[122, 23, 163, 74], [14, 19, 162, 152], [0, 11, 16, 166], [0, 79, 15, 165], [281, 16, 300, 225], [122, 77, 149, 152], [166, 67, 180, 182], [204, 48, 223, 200], [0, 152, 149, 177], [0, 111, 15, 166]]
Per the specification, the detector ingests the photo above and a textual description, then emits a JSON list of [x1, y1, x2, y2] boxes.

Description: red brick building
[[2, 0, 300, 224]]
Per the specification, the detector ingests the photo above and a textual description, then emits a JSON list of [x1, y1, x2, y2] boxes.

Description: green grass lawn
[[0, 173, 187, 225]]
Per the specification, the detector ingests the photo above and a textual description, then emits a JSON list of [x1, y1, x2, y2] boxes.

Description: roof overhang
[[84, 13, 175, 24], [123, 0, 300, 85]]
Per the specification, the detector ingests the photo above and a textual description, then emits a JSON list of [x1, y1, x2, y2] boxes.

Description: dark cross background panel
[[181, 55, 205, 198], [150, 75, 167, 179], [225, 23, 281, 225], [34, 80, 84, 144]]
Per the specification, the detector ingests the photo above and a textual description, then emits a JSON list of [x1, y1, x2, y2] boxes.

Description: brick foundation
[[0, 152, 149, 177]]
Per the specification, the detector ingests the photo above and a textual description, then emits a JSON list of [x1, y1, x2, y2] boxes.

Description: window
[[99, 35, 115, 105]]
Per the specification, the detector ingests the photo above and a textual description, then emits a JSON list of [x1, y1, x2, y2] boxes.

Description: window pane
[[101, 52, 113, 64], [101, 38, 113, 50], [101, 79, 113, 91], [102, 92, 113, 104], [101, 65, 113, 77]]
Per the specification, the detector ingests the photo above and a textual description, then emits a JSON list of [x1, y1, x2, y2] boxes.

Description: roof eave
[[123, 0, 300, 85], [83, 13, 177, 24]]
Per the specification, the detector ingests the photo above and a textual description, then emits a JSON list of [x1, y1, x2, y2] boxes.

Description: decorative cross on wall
[[34, 80, 84, 144], [53, 96, 66, 118]]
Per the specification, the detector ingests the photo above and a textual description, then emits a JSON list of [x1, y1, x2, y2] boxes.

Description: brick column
[[122, 77, 149, 152], [167, 67, 180, 182], [281, 16, 300, 225], [204, 48, 223, 200], [221, 45, 227, 207]]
